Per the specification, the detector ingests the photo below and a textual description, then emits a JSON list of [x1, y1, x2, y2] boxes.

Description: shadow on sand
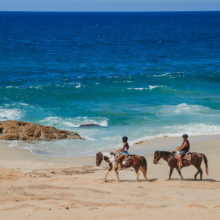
[[166, 178, 219, 182], [118, 178, 158, 183]]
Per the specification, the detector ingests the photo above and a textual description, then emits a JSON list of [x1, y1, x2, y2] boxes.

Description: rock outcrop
[[80, 124, 100, 127], [0, 120, 83, 141]]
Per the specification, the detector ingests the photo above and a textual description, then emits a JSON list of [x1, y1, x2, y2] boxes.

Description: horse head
[[153, 150, 161, 164], [96, 152, 103, 166]]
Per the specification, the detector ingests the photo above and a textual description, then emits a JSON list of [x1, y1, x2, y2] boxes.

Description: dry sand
[[0, 136, 220, 220]]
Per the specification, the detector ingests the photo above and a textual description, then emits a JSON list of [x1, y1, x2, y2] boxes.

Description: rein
[[156, 151, 172, 164], [98, 153, 115, 166]]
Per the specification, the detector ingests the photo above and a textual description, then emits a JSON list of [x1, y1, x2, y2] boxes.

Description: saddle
[[114, 152, 134, 166], [174, 151, 192, 164], [124, 154, 134, 166]]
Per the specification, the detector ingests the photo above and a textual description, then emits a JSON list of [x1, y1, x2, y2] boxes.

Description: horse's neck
[[160, 151, 171, 161], [102, 152, 115, 162], [102, 152, 111, 158]]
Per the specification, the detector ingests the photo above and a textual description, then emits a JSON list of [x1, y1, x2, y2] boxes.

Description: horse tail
[[201, 153, 209, 176], [141, 156, 147, 170]]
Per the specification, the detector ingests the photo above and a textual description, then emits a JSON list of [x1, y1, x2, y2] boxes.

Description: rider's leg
[[178, 155, 183, 168], [116, 155, 125, 168]]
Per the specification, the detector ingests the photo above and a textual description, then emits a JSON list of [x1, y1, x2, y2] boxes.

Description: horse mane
[[158, 151, 172, 157]]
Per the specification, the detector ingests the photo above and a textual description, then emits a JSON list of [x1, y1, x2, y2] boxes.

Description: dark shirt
[[181, 140, 190, 152]]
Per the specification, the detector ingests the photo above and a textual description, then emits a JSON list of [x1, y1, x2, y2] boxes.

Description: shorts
[[122, 151, 128, 156], [179, 151, 187, 157]]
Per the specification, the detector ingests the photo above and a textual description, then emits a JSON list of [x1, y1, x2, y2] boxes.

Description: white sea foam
[[0, 108, 22, 120], [154, 103, 218, 116], [131, 123, 220, 146], [40, 116, 108, 128], [149, 85, 166, 90], [127, 85, 166, 90], [75, 84, 81, 88], [107, 76, 119, 78], [6, 86, 19, 88], [153, 73, 170, 77]]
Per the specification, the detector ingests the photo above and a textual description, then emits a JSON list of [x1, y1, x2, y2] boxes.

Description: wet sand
[[0, 136, 220, 219]]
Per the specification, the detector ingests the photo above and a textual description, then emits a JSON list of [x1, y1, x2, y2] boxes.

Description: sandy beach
[[0, 135, 220, 220]]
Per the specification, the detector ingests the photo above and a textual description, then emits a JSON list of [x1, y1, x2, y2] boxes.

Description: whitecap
[[127, 86, 166, 90], [0, 108, 22, 120], [153, 73, 170, 77], [40, 116, 108, 128]]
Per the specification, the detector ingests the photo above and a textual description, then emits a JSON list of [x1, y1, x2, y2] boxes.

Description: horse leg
[[194, 166, 203, 180], [104, 170, 111, 182], [168, 167, 174, 180], [136, 170, 140, 182], [176, 168, 184, 180], [139, 166, 148, 181], [104, 162, 114, 182], [176, 167, 183, 180], [194, 170, 199, 180], [115, 165, 120, 182], [200, 168, 203, 180], [193, 156, 203, 180]]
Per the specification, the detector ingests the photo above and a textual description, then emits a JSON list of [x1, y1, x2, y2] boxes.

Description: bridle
[[96, 153, 103, 166], [96, 152, 116, 166], [153, 151, 161, 164]]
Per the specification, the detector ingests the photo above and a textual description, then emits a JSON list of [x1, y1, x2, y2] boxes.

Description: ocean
[[0, 11, 220, 157]]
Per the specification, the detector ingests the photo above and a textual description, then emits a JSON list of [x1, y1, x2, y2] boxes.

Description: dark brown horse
[[153, 151, 209, 180], [96, 152, 148, 182]]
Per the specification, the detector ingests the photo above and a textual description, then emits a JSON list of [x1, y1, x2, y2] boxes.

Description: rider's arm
[[117, 144, 126, 152], [178, 142, 188, 150], [176, 142, 188, 150], [175, 145, 182, 150]]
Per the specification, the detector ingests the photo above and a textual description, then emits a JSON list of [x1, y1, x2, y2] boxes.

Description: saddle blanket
[[174, 151, 192, 164]]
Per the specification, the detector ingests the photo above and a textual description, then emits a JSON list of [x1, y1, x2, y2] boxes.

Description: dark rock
[[80, 124, 100, 127], [0, 120, 84, 141]]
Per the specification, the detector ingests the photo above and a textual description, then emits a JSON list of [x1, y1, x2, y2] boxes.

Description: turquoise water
[[0, 12, 220, 156]]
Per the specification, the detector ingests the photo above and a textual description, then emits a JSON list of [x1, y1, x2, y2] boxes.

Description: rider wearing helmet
[[116, 136, 129, 169], [175, 134, 190, 170]]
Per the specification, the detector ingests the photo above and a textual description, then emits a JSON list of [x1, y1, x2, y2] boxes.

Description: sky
[[0, 0, 220, 12]]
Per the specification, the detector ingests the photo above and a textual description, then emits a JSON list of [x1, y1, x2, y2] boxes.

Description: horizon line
[[0, 10, 220, 13]]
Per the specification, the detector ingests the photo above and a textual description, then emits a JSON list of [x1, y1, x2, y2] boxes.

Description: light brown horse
[[96, 152, 148, 182], [153, 151, 209, 180]]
